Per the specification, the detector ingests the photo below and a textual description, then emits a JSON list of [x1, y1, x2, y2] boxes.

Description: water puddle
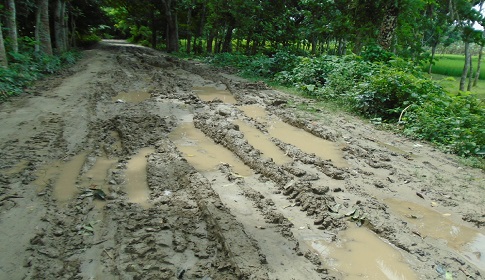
[[239, 105, 269, 120], [239, 104, 347, 167], [309, 224, 418, 280], [193, 86, 237, 104], [169, 122, 252, 176], [268, 120, 347, 168], [83, 156, 118, 208], [233, 119, 292, 165], [52, 152, 88, 203], [386, 199, 485, 270], [112, 91, 151, 103], [125, 147, 154, 208]]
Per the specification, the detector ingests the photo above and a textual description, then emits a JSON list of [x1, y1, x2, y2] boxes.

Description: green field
[[427, 54, 485, 99], [427, 54, 485, 80]]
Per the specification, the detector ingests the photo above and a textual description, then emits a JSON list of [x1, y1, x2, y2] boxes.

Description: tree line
[[1, 0, 485, 90], [0, 0, 106, 67]]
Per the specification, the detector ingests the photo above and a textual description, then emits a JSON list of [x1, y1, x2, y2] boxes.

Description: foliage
[[404, 93, 485, 156], [0, 49, 81, 101], [206, 51, 485, 159]]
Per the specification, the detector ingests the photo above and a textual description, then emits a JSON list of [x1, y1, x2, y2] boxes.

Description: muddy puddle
[[112, 91, 151, 103], [44, 152, 87, 203], [193, 86, 237, 104], [169, 122, 252, 176], [83, 155, 118, 208], [310, 224, 418, 280], [387, 199, 485, 270], [233, 119, 292, 165], [239, 105, 347, 167], [124, 147, 154, 208]]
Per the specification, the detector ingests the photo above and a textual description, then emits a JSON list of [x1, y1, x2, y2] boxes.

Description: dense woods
[[0, 0, 484, 160]]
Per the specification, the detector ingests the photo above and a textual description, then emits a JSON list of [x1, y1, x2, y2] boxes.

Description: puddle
[[52, 153, 88, 203], [268, 120, 347, 168], [83, 156, 118, 208], [386, 199, 485, 270], [239, 104, 347, 167], [233, 119, 292, 165], [239, 105, 269, 120], [125, 147, 154, 208], [309, 224, 418, 280], [169, 122, 252, 176], [112, 91, 151, 103], [193, 86, 237, 104]]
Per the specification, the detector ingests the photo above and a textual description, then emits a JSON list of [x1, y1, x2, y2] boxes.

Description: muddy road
[[0, 40, 484, 280]]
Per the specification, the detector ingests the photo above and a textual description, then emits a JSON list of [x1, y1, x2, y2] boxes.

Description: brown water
[[124, 147, 154, 208], [83, 156, 118, 208], [239, 105, 269, 120], [387, 199, 485, 270], [52, 153, 88, 203], [169, 122, 252, 176], [310, 224, 418, 280], [112, 91, 151, 103], [233, 120, 292, 165], [193, 86, 237, 104], [268, 120, 347, 168], [239, 105, 347, 168]]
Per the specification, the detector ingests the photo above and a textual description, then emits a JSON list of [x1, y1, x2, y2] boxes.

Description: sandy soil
[[0, 40, 484, 280]]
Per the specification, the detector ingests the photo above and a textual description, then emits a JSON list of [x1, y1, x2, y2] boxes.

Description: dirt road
[[0, 40, 484, 280]]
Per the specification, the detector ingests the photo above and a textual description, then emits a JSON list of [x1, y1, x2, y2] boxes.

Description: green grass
[[426, 54, 485, 80], [430, 73, 485, 100]]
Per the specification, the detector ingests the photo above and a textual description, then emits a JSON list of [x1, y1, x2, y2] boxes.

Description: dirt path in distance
[[0, 40, 484, 280]]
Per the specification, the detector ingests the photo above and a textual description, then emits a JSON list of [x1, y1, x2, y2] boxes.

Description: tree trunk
[[0, 21, 8, 68], [6, 0, 18, 53], [378, 3, 399, 50], [36, 0, 53, 55], [161, 0, 179, 52], [151, 10, 157, 48], [54, 0, 67, 52], [474, 45, 483, 86], [460, 41, 471, 91], [222, 22, 234, 53], [467, 54, 473, 91], [206, 29, 215, 53], [186, 1, 193, 54], [428, 42, 437, 74]]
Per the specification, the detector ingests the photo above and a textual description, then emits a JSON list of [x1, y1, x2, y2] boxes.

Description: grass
[[430, 73, 485, 100], [426, 54, 485, 80]]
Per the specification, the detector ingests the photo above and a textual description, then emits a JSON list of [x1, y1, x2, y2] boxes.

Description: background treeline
[[0, 0, 108, 98]]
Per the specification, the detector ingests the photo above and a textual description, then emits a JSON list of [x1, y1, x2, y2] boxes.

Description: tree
[[0, 20, 8, 67], [54, 0, 68, 52], [377, 1, 400, 50], [35, 0, 53, 55], [161, 0, 179, 52], [5, 0, 18, 53]]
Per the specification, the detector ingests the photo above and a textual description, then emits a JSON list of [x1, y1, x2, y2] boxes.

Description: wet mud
[[0, 40, 484, 279]]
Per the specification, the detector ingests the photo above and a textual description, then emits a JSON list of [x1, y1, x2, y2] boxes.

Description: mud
[[0, 40, 484, 279]]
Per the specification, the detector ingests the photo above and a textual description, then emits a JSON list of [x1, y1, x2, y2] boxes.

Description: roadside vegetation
[[203, 48, 485, 168]]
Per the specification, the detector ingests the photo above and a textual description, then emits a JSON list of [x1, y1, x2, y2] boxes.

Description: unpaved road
[[1, 40, 484, 280]]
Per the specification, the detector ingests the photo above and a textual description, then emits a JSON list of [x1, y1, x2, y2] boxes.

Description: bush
[[0, 48, 81, 101]]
